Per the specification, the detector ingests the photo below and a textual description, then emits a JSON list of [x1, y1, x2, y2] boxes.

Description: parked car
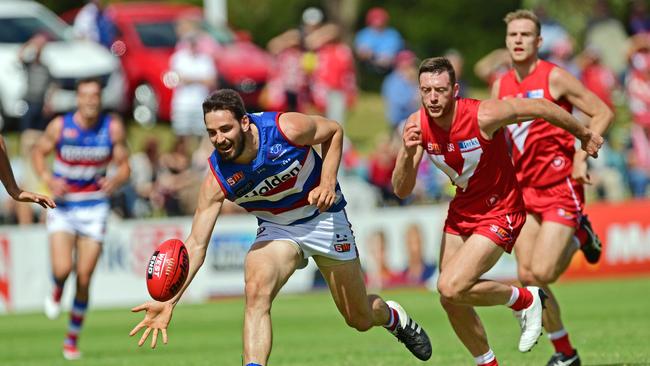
[[105, 2, 273, 125], [0, 1, 124, 130]]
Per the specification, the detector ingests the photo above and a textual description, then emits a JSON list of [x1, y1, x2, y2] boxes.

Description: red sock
[[509, 287, 533, 311], [551, 333, 575, 356], [478, 359, 498, 366], [384, 307, 399, 331], [575, 226, 588, 247], [52, 286, 63, 303]]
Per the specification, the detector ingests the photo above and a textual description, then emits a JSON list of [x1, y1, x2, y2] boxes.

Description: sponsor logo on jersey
[[490, 225, 512, 242], [242, 161, 302, 198], [334, 243, 351, 252], [459, 138, 480, 152], [525, 89, 544, 99], [335, 234, 349, 243], [427, 143, 441, 154], [60, 145, 111, 162], [226, 171, 244, 186], [268, 143, 287, 161], [486, 194, 499, 207], [62, 128, 79, 139], [447, 143, 455, 152], [281, 157, 292, 165], [551, 156, 565, 170], [557, 208, 575, 220]]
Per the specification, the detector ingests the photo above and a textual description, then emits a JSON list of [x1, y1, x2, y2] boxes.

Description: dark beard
[[219, 132, 246, 162]]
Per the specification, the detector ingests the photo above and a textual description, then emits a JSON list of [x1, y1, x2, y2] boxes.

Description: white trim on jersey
[[507, 120, 534, 153], [63, 191, 107, 202], [235, 148, 316, 204], [53, 160, 108, 181], [249, 205, 320, 225], [565, 177, 582, 218]]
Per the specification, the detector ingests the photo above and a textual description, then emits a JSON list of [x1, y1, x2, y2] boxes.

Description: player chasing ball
[[391, 57, 603, 366], [129, 89, 432, 366]]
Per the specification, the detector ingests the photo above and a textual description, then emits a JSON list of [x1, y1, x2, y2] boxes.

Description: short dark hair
[[202, 89, 247, 121], [418, 57, 456, 85], [76, 76, 103, 91]]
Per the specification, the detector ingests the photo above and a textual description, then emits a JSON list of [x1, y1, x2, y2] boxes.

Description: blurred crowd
[[2, 1, 650, 226]]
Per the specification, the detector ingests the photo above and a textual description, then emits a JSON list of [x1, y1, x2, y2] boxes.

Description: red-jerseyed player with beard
[[492, 10, 614, 366], [392, 57, 603, 366]]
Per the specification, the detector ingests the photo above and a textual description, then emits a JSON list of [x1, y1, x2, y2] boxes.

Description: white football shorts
[[47, 202, 110, 242], [253, 210, 358, 265]]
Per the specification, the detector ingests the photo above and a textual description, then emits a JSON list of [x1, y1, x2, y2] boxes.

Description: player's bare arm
[[0, 134, 55, 208], [478, 98, 604, 157], [392, 112, 424, 199], [130, 173, 225, 348], [279, 112, 343, 212], [549, 67, 614, 138], [549, 67, 614, 183], [489, 77, 502, 100], [32, 116, 68, 197], [99, 116, 131, 195]]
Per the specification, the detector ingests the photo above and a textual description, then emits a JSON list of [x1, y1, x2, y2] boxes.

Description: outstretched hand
[[129, 301, 174, 349], [14, 190, 56, 208], [579, 130, 604, 158]]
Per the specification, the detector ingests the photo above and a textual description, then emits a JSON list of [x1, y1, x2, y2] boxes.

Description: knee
[[54, 268, 72, 280], [517, 266, 538, 286], [345, 314, 374, 332], [244, 280, 273, 312], [436, 275, 466, 303], [532, 265, 560, 284]]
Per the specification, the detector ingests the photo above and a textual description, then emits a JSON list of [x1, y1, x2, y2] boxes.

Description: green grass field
[[0, 277, 649, 365]]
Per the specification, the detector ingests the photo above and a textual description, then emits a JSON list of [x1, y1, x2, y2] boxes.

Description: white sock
[[505, 286, 519, 307], [383, 306, 397, 328], [548, 328, 568, 340], [474, 349, 495, 365]]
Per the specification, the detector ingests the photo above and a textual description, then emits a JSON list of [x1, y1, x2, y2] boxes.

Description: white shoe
[[63, 344, 82, 360], [515, 286, 547, 352], [44, 295, 61, 320]]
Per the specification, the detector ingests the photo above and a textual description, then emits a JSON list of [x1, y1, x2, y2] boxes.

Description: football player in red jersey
[[492, 10, 614, 366], [392, 57, 603, 366]]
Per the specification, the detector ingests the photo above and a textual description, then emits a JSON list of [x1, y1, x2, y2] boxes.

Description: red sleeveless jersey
[[497, 60, 574, 188], [419, 98, 524, 218]]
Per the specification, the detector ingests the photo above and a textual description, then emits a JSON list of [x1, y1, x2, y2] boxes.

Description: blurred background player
[[392, 57, 603, 366], [493, 10, 614, 366], [129, 89, 432, 365], [32, 77, 130, 360]]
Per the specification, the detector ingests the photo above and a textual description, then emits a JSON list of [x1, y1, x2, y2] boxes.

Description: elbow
[[604, 108, 615, 130], [392, 184, 410, 199], [394, 190, 410, 200]]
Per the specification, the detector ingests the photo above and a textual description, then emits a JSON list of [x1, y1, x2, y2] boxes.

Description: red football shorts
[[444, 210, 527, 253], [521, 177, 584, 229]]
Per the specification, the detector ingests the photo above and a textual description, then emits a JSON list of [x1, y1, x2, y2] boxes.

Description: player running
[[33, 77, 130, 360], [129, 89, 431, 366], [392, 57, 602, 366], [492, 10, 614, 366]]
